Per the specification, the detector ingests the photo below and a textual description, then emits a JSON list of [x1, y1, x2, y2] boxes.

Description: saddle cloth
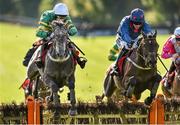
[[41, 44, 77, 65], [117, 56, 127, 75]]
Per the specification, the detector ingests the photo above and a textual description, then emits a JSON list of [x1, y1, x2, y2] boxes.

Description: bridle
[[137, 38, 157, 60], [127, 37, 157, 70], [47, 25, 71, 63]]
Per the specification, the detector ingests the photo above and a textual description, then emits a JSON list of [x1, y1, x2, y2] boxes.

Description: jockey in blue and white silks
[[110, 8, 152, 75], [108, 8, 152, 61]]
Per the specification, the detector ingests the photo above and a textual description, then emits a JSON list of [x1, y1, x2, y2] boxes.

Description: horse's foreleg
[[42, 74, 60, 123], [125, 76, 137, 98], [68, 76, 77, 116], [104, 74, 116, 98], [68, 76, 76, 105], [42, 74, 60, 106], [43, 74, 59, 93], [145, 74, 161, 105]]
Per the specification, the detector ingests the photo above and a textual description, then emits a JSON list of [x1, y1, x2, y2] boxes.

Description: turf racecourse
[[0, 22, 171, 103]]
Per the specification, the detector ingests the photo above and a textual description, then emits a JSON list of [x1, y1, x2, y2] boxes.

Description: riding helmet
[[130, 8, 144, 23], [53, 3, 69, 16]]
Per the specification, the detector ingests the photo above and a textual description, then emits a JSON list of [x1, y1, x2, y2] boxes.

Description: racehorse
[[27, 20, 77, 120], [102, 31, 161, 105], [162, 56, 180, 98]]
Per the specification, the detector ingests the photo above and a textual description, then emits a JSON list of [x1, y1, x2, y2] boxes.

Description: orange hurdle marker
[[27, 96, 34, 124], [27, 96, 41, 124], [149, 94, 165, 124]]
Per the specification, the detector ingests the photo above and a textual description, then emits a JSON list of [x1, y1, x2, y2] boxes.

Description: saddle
[[116, 50, 133, 76], [39, 43, 52, 65], [117, 56, 127, 75], [40, 43, 79, 66]]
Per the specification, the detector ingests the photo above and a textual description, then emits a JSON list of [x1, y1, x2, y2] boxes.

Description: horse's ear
[[141, 31, 147, 38], [153, 30, 157, 38]]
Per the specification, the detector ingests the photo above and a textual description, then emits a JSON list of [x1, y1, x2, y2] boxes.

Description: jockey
[[23, 3, 87, 69], [161, 27, 180, 89], [110, 8, 152, 74]]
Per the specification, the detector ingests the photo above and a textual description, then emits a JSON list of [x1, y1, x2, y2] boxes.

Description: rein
[[137, 52, 146, 61], [47, 52, 70, 63], [127, 37, 157, 70], [48, 35, 71, 63], [127, 57, 151, 70]]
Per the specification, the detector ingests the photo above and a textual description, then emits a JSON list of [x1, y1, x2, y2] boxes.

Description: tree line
[[0, 0, 179, 31]]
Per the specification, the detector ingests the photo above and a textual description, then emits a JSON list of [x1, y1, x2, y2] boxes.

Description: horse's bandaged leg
[[125, 76, 136, 89], [69, 89, 76, 104], [125, 76, 137, 98], [68, 80, 75, 89]]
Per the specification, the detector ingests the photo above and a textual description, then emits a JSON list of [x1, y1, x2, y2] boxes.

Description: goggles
[[132, 21, 142, 25], [176, 37, 180, 41]]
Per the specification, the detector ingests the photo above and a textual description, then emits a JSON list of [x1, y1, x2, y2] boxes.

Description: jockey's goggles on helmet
[[176, 37, 180, 41], [132, 21, 142, 25], [56, 15, 67, 18]]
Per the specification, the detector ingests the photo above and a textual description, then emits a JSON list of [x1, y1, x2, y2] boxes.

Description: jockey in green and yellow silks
[[108, 38, 119, 61], [36, 11, 77, 39], [23, 3, 87, 69]]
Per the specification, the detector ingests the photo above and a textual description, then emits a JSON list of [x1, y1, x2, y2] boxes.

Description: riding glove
[[36, 30, 50, 39], [124, 42, 133, 50], [69, 27, 78, 36], [45, 32, 55, 41]]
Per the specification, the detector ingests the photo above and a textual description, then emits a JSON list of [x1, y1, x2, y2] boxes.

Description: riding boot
[[108, 43, 119, 61], [35, 45, 44, 68], [111, 47, 129, 75], [76, 56, 87, 69], [71, 48, 87, 69], [23, 47, 37, 67], [164, 62, 176, 89]]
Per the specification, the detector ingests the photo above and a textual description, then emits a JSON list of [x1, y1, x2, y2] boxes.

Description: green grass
[[0, 22, 171, 103]]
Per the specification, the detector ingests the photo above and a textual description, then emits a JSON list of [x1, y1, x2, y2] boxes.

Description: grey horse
[[27, 21, 77, 120]]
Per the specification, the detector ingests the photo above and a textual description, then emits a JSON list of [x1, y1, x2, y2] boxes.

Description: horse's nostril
[[57, 53, 60, 56]]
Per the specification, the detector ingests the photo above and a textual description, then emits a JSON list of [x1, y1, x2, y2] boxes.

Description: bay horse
[[162, 56, 180, 98], [27, 20, 77, 120], [102, 31, 162, 105]]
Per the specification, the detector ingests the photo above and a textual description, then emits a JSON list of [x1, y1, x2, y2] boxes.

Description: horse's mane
[[128, 37, 143, 60]]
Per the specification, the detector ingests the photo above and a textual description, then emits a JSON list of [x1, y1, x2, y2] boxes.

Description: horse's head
[[51, 20, 69, 60], [138, 31, 159, 68]]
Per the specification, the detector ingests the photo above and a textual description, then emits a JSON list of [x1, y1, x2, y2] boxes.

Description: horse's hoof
[[131, 95, 137, 103], [144, 97, 153, 106], [126, 87, 133, 98], [59, 88, 64, 93], [45, 96, 53, 105], [53, 114, 60, 124], [95, 95, 103, 104], [52, 110, 61, 123], [68, 109, 77, 116]]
